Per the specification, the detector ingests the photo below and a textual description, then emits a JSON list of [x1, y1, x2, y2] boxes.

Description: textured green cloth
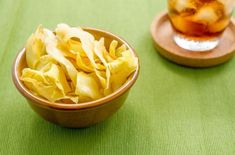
[[0, 0, 235, 154]]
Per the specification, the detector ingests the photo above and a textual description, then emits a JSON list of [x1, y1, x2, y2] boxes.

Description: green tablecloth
[[1, 0, 235, 154]]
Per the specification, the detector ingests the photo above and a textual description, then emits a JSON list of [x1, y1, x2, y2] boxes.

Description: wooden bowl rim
[[12, 27, 140, 110]]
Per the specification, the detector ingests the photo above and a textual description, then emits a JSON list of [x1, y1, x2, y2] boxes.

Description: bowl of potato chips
[[12, 24, 139, 128]]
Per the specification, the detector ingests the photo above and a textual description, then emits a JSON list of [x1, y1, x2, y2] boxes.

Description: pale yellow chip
[[116, 44, 127, 57], [94, 38, 111, 89], [21, 24, 138, 104], [76, 52, 93, 72], [58, 24, 109, 89], [108, 50, 138, 91], [68, 39, 86, 56], [35, 55, 57, 70], [109, 40, 118, 59], [21, 65, 78, 103], [25, 25, 46, 69], [43, 63, 71, 94], [21, 68, 64, 102], [43, 29, 78, 86], [75, 72, 102, 102]]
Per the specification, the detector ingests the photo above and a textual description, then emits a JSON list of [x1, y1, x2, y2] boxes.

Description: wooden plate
[[151, 11, 235, 68]]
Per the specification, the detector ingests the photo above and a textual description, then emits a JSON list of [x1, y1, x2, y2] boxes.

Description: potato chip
[[57, 39, 76, 59], [43, 63, 71, 94], [94, 38, 111, 89], [56, 25, 85, 58], [43, 29, 78, 86], [116, 44, 127, 57], [67, 39, 85, 56], [25, 25, 46, 69], [21, 65, 78, 103], [76, 52, 93, 72], [58, 24, 110, 89], [21, 68, 63, 102], [62, 25, 97, 69], [109, 40, 118, 59], [35, 55, 56, 70], [21, 24, 138, 104], [75, 72, 102, 102], [108, 50, 138, 91]]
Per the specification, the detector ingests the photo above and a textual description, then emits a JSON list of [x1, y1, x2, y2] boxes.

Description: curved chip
[[43, 29, 78, 86], [25, 25, 46, 69], [21, 68, 64, 102], [94, 38, 111, 89], [109, 40, 118, 59], [59, 25, 109, 89], [76, 52, 93, 72], [75, 72, 102, 101], [108, 50, 138, 91], [35, 55, 57, 70], [43, 63, 71, 94], [21, 24, 138, 104], [116, 44, 127, 57], [21, 65, 78, 103]]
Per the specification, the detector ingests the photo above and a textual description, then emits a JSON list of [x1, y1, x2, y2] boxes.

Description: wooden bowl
[[12, 28, 140, 128]]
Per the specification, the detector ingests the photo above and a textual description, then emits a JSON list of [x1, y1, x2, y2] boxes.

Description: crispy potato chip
[[75, 72, 102, 101], [64, 26, 97, 68], [116, 44, 127, 57], [103, 48, 114, 63], [55, 23, 70, 40], [43, 29, 78, 86], [21, 24, 138, 104], [56, 24, 96, 71], [109, 50, 138, 90], [68, 39, 85, 55], [43, 63, 71, 94], [94, 70, 107, 89], [21, 67, 78, 103], [109, 40, 118, 59], [35, 55, 56, 70], [21, 68, 64, 101], [94, 38, 111, 89], [59, 24, 110, 89], [22, 68, 48, 84], [25, 25, 46, 69], [57, 40, 76, 59], [76, 52, 93, 72]]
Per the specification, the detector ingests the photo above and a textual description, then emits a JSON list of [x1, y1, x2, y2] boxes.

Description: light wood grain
[[151, 12, 235, 68]]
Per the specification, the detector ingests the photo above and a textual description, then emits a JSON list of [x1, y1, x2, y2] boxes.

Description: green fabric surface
[[0, 0, 235, 154]]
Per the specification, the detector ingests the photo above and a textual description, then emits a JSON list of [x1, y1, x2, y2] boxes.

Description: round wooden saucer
[[150, 11, 235, 68]]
